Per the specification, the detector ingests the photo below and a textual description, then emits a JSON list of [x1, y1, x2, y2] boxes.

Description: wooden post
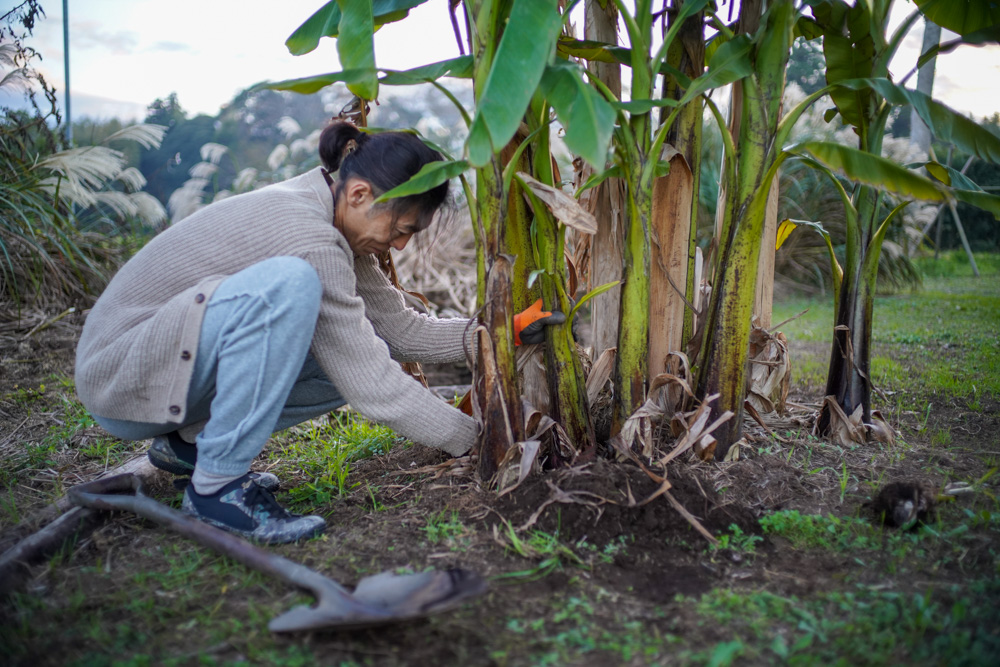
[[754, 177, 779, 329], [584, 0, 624, 360], [649, 153, 694, 380]]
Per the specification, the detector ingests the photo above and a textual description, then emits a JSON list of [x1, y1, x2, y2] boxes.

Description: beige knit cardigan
[[75, 167, 477, 456]]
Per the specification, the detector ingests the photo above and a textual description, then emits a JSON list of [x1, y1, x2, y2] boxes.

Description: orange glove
[[513, 299, 566, 345]]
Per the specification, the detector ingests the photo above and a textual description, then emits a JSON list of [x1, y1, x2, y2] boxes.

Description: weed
[[759, 510, 881, 551], [577, 534, 630, 564], [495, 519, 585, 581], [2, 383, 47, 409], [45, 393, 98, 445], [0, 488, 20, 524], [77, 437, 136, 467], [328, 411, 399, 460], [710, 524, 763, 555], [931, 428, 953, 447], [365, 482, 385, 511], [275, 419, 361, 510], [497, 593, 669, 664], [422, 510, 469, 550]]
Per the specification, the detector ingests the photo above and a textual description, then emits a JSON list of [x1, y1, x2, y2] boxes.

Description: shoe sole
[[147, 449, 194, 476], [185, 511, 325, 545]]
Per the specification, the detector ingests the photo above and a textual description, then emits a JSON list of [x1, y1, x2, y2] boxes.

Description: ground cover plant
[[1, 251, 998, 665]]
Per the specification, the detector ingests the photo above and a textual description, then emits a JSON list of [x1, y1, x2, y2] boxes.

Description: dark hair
[[319, 120, 448, 231]]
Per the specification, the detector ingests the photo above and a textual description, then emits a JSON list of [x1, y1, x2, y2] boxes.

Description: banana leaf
[[337, 1, 378, 100], [835, 78, 1000, 164], [914, 0, 1000, 37], [468, 0, 562, 167], [538, 60, 616, 169], [379, 56, 473, 85], [792, 141, 947, 202], [261, 57, 472, 95], [374, 159, 470, 203], [286, 0, 428, 56]]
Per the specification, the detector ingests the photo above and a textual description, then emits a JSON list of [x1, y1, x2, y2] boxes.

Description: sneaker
[[148, 432, 280, 491], [182, 474, 325, 544]]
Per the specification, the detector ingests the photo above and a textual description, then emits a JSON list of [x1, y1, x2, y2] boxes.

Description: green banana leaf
[[862, 201, 910, 286], [754, 0, 798, 118], [538, 61, 616, 169], [822, 32, 875, 129], [920, 161, 1000, 217], [337, 1, 378, 100], [555, 38, 692, 89], [260, 69, 373, 95], [794, 15, 824, 40], [466, 114, 494, 168], [286, 0, 428, 56], [674, 34, 754, 108], [808, 0, 876, 129], [792, 141, 947, 202], [922, 161, 984, 190], [952, 189, 1000, 217], [379, 56, 473, 85], [469, 0, 563, 167], [261, 57, 472, 95], [836, 78, 1000, 164], [914, 0, 1000, 37], [373, 159, 470, 203], [574, 164, 623, 197]]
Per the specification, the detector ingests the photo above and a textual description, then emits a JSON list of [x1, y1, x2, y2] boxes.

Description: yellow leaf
[[776, 219, 797, 250]]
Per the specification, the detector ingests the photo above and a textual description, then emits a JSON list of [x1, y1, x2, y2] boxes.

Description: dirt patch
[[3, 311, 1000, 665]]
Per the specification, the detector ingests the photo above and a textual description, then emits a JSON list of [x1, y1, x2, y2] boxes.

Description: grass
[[683, 581, 1000, 665], [267, 411, 400, 513], [0, 375, 143, 499], [773, 251, 1000, 408]]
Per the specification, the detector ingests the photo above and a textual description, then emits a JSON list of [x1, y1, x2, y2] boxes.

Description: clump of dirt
[[491, 459, 756, 543]]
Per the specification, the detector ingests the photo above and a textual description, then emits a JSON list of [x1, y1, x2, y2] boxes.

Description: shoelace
[[243, 481, 294, 519]]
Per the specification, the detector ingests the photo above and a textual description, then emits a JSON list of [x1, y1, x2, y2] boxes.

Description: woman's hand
[[513, 299, 567, 345]]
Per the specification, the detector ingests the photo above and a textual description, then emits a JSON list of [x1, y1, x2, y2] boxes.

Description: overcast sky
[[10, 0, 1000, 123]]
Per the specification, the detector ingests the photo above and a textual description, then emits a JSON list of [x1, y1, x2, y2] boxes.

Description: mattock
[[68, 473, 487, 632]]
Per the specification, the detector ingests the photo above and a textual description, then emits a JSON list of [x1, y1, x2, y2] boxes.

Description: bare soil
[[1, 315, 998, 666]]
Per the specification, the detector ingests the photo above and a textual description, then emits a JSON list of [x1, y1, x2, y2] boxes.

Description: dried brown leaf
[[516, 171, 598, 235]]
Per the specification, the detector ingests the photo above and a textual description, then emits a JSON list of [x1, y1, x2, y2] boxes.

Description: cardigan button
[[180, 350, 191, 361], [195, 293, 205, 303], [169, 405, 181, 415]]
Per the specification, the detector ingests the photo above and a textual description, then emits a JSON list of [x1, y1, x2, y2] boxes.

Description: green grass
[[682, 580, 1000, 666], [267, 411, 402, 513], [773, 251, 1000, 406], [423, 510, 469, 545], [493, 593, 673, 665]]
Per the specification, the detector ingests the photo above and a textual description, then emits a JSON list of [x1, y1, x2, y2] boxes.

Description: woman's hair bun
[[318, 120, 365, 172]]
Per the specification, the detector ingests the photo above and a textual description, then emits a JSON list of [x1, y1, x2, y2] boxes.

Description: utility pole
[[909, 18, 940, 156], [62, 0, 71, 146]]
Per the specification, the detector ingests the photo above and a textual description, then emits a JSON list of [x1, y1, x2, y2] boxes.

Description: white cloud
[[15, 0, 1000, 124]]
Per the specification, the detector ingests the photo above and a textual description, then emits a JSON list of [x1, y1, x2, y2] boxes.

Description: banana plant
[[797, 0, 1000, 439], [564, 0, 753, 430], [685, 0, 798, 458], [270, 0, 617, 476]]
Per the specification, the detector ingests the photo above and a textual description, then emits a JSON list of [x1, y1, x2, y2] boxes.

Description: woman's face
[[334, 177, 421, 256]]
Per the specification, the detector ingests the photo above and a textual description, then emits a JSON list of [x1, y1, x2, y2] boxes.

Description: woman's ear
[[346, 179, 373, 207]]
